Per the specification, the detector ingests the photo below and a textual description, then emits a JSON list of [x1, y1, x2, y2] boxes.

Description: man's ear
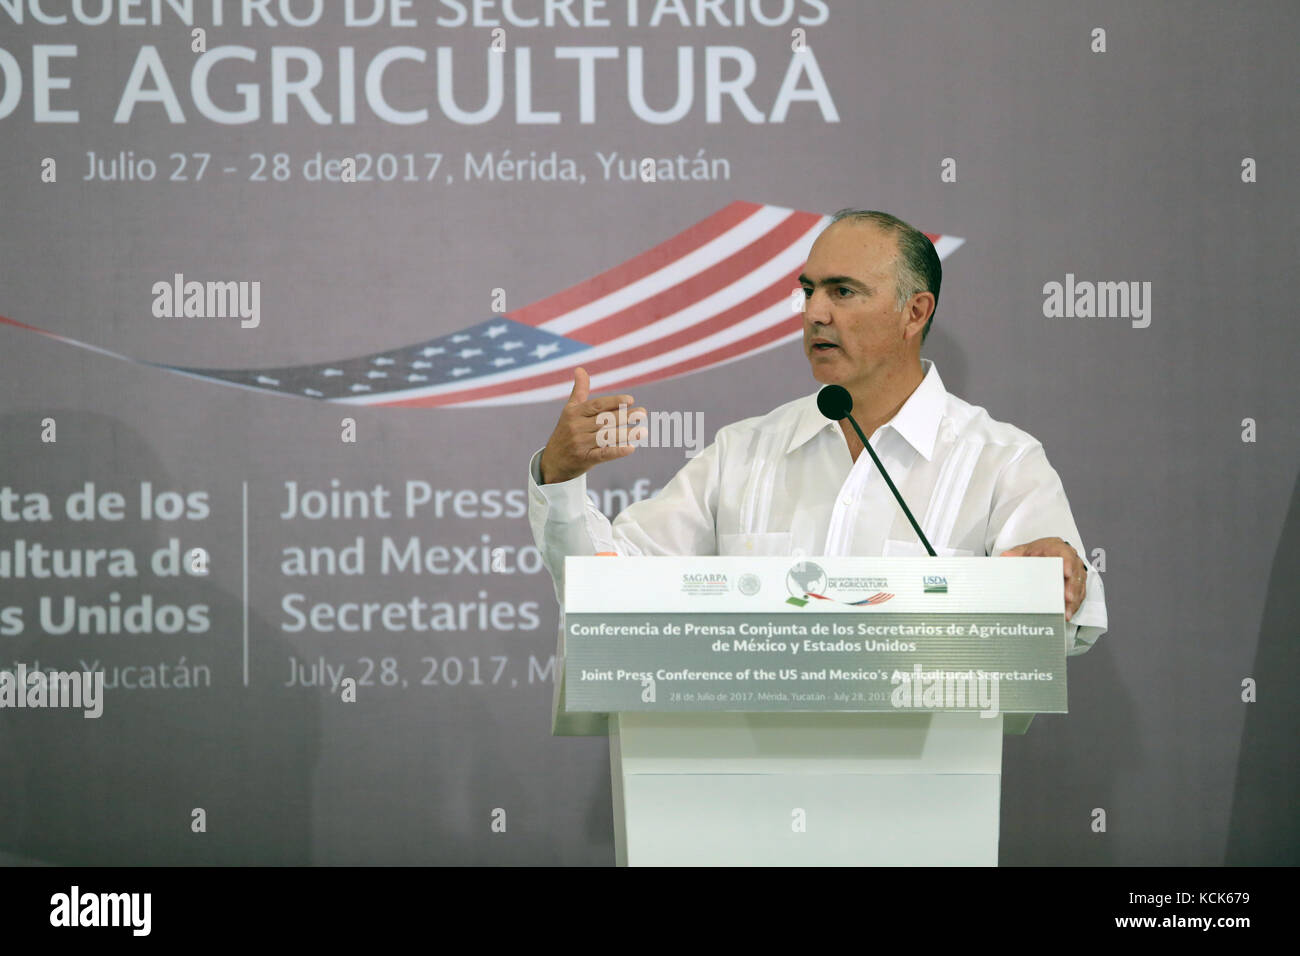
[[904, 292, 935, 341]]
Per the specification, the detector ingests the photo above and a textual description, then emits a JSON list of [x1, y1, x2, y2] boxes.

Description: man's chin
[[807, 354, 850, 383]]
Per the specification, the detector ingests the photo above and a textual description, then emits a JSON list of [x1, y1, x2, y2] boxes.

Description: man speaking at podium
[[525, 210, 1108, 656]]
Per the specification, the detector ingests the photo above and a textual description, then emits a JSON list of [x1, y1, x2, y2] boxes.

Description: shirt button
[[841, 496, 853, 506]]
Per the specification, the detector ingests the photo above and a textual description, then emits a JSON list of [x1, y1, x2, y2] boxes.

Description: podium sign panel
[[555, 555, 1069, 865], [563, 556, 1067, 716]]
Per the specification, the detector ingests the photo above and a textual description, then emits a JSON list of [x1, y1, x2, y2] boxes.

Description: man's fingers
[[590, 442, 638, 462], [552, 381, 648, 476], [1065, 575, 1081, 620], [999, 538, 1086, 620], [1066, 560, 1088, 620], [1001, 542, 1054, 557], [568, 367, 590, 405], [546, 372, 642, 482], [593, 424, 648, 448], [576, 405, 647, 433], [581, 394, 635, 416]]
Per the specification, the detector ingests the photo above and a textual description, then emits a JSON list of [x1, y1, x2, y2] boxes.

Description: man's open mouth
[[812, 342, 838, 351]]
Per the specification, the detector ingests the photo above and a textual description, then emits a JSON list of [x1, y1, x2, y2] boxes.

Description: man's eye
[[800, 288, 812, 298], [837, 287, 854, 297]]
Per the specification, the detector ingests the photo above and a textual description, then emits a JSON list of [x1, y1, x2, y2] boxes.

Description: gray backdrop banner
[[0, 1, 1295, 866]]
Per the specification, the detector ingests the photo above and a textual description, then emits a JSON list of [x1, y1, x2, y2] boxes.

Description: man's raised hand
[[538, 367, 648, 484]]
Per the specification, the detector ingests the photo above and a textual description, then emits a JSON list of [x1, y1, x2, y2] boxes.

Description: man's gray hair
[[829, 209, 942, 342]]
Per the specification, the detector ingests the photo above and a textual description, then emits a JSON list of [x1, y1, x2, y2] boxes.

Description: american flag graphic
[[0, 202, 963, 408], [795, 592, 896, 607], [842, 593, 896, 606]]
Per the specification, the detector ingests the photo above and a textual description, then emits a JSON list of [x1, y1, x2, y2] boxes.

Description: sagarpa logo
[[681, 571, 728, 596]]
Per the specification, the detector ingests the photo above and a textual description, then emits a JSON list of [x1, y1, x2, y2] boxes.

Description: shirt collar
[[785, 359, 947, 462]]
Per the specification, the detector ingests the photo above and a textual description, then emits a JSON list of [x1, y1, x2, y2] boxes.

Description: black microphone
[[817, 384, 936, 557]]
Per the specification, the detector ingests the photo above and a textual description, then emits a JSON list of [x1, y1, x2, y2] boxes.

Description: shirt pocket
[[881, 538, 977, 558], [717, 531, 793, 556]]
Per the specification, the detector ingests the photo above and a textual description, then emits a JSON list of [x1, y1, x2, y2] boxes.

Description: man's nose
[[803, 288, 832, 324]]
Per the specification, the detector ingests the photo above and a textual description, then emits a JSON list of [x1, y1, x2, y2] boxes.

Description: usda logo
[[923, 575, 948, 594]]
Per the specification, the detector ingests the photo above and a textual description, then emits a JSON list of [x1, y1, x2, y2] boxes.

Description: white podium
[[555, 556, 1065, 866]]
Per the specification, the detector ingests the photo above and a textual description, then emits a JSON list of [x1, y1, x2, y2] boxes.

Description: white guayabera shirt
[[528, 360, 1108, 656]]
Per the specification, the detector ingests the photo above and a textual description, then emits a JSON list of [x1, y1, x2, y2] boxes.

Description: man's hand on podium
[[1000, 537, 1088, 621], [538, 367, 649, 484]]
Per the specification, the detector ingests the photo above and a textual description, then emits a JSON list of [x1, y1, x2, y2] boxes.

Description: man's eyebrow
[[798, 273, 872, 291]]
